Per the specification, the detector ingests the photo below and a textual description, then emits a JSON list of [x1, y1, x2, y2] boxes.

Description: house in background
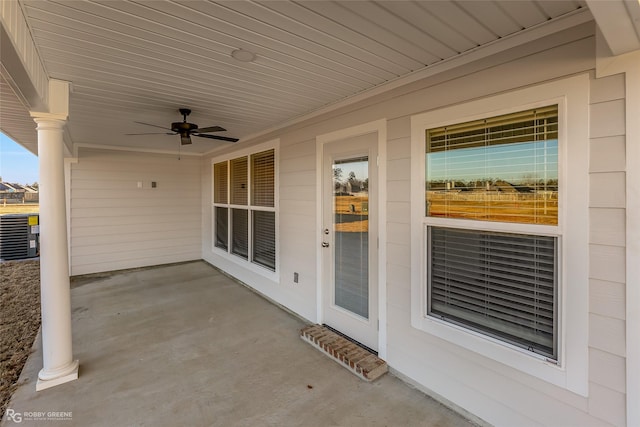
[[1, 1, 639, 425], [0, 182, 38, 203]]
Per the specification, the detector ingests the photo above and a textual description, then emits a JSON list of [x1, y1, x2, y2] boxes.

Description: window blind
[[252, 211, 275, 270], [230, 157, 248, 205], [428, 227, 557, 359], [425, 105, 558, 225], [215, 207, 228, 250], [213, 161, 228, 204], [231, 208, 248, 259], [215, 149, 276, 272], [251, 150, 275, 207], [427, 106, 558, 153]]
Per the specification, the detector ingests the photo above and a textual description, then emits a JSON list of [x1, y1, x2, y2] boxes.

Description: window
[[410, 75, 589, 395], [428, 227, 557, 358], [213, 149, 276, 271], [426, 106, 558, 225], [426, 106, 559, 360]]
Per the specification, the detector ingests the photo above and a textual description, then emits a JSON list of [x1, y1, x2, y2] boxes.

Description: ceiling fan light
[[180, 133, 191, 145]]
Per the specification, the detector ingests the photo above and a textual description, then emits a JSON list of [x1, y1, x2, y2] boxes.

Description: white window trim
[[410, 74, 589, 396], [211, 140, 280, 282]]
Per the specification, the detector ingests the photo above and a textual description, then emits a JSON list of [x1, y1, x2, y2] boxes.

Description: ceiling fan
[[127, 108, 239, 145]]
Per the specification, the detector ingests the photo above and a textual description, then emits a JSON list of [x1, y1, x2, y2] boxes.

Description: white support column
[[31, 113, 79, 391]]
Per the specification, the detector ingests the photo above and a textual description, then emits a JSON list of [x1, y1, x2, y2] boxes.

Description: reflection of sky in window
[[333, 160, 368, 183], [427, 140, 557, 183]]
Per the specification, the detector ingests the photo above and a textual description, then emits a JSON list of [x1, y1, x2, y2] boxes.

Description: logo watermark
[[5, 409, 72, 423]]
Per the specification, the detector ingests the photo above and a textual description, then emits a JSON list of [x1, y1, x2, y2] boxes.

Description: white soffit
[[0, 73, 37, 154], [8, 1, 589, 154], [586, 0, 640, 55]]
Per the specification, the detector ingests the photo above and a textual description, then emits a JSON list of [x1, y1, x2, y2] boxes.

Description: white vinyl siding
[[69, 149, 201, 275], [587, 73, 628, 426]]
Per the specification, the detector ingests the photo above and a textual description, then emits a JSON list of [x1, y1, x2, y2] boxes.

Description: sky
[[333, 159, 368, 184], [0, 132, 39, 185]]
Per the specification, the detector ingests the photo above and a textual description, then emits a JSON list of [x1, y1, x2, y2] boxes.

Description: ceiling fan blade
[[134, 121, 172, 131], [194, 134, 239, 143], [125, 132, 176, 136], [195, 125, 226, 133]]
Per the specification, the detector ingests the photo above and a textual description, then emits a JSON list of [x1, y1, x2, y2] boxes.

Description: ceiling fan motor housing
[[171, 121, 198, 133]]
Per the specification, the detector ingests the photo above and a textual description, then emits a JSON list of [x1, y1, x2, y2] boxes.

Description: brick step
[[300, 324, 388, 382]]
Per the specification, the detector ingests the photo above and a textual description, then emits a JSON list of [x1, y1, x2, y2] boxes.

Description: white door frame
[[316, 119, 387, 359]]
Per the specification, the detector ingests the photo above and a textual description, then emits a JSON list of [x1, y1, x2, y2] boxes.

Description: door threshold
[[322, 324, 377, 356], [300, 324, 387, 382]]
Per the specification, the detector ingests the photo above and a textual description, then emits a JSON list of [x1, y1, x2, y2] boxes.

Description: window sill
[[211, 246, 279, 283], [411, 313, 573, 388]]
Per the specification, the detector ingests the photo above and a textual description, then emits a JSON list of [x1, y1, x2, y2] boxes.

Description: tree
[[333, 167, 343, 182]]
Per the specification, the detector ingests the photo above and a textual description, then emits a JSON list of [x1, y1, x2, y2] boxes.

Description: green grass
[[0, 204, 39, 215]]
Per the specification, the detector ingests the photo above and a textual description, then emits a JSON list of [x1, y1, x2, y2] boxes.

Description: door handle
[[322, 242, 330, 248]]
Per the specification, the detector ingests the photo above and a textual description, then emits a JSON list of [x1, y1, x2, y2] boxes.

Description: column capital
[[30, 111, 68, 123], [30, 112, 68, 133]]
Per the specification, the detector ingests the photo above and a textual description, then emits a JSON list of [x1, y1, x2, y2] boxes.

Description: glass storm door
[[322, 133, 378, 351]]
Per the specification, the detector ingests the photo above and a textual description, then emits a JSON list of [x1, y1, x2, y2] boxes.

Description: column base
[[36, 360, 79, 391]]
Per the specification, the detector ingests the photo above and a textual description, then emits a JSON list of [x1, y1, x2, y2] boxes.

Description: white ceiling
[[6, 0, 590, 154]]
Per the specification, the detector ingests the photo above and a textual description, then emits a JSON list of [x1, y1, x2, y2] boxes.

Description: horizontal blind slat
[[431, 302, 554, 347], [213, 162, 228, 204], [231, 208, 248, 259], [431, 269, 556, 299], [431, 280, 555, 319], [429, 227, 557, 358], [252, 211, 275, 270], [251, 149, 275, 207], [231, 157, 248, 206], [430, 294, 555, 331]]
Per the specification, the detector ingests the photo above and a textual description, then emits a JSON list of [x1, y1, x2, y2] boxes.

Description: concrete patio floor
[[3, 261, 475, 427]]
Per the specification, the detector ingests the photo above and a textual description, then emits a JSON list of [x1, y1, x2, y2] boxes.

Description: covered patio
[[2, 261, 473, 426], [2, 1, 640, 425]]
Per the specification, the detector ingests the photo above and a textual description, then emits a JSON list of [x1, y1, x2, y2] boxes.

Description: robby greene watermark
[[5, 409, 73, 423]]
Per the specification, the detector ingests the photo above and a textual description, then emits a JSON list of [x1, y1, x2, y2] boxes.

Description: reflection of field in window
[[333, 159, 369, 233], [426, 190, 558, 225], [426, 106, 558, 225], [333, 196, 368, 232]]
